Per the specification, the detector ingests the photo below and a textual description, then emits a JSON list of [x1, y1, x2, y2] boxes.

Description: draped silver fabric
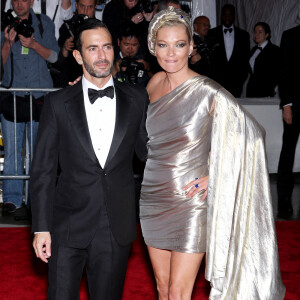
[[140, 75, 285, 299], [206, 87, 285, 299]]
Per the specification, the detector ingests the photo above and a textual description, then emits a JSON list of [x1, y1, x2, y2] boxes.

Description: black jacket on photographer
[[55, 14, 87, 87], [189, 33, 213, 78], [103, 0, 150, 54], [114, 51, 150, 87]]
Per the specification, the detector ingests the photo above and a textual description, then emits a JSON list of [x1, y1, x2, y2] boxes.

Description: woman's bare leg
[[147, 246, 171, 300], [169, 251, 205, 300], [147, 246, 205, 300]]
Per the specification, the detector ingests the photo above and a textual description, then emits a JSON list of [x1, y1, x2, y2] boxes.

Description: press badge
[[22, 46, 29, 55]]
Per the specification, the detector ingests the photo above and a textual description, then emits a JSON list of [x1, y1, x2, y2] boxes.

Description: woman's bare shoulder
[[147, 72, 165, 92], [147, 72, 166, 102]]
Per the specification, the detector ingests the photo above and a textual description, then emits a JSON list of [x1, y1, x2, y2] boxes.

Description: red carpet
[[0, 222, 299, 299]]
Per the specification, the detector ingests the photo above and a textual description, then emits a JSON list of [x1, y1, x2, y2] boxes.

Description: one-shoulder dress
[[140, 76, 213, 253], [140, 75, 286, 299]]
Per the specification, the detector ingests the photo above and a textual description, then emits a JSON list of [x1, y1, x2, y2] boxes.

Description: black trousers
[[277, 105, 300, 204], [48, 210, 131, 300]]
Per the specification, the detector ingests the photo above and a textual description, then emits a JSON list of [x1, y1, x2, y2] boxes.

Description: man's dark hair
[[118, 25, 141, 41], [221, 4, 235, 15], [74, 18, 111, 53], [254, 22, 271, 40], [158, 0, 180, 12], [76, 0, 96, 4]]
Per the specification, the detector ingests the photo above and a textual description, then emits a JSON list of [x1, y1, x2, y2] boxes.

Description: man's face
[[76, 0, 96, 18], [193, 17, 210, 37], [124, 0, 138, 10], [118, 36, 140, 57], [221, 7, 235, 28], [74, 27, 114, 79], [11, 0, 33, 19]]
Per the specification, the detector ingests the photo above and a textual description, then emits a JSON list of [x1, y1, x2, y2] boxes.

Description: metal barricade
[[0, 87, 59, 204]]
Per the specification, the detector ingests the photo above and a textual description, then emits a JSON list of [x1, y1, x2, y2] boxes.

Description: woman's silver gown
[[140, 76, 213, 253], [140, 76, 286, 299]]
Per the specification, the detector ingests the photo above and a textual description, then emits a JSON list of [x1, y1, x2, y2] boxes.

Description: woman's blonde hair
[[148, 6, 193, 56]]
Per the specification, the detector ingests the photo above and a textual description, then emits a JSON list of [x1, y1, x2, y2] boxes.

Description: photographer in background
[[1, 0, 59, 216], [103, 0, 154, 54], [113, 26, 150, 86], [56, 0, 97, 87], [189, 16, 212, 77], [4, 0, 73, 40]]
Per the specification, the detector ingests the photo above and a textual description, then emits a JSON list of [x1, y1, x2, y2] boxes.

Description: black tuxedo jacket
[[30, 79, 148, 248], [246, 41, 281, 97], [279, 25, 300, 110], [208, 25, 250, 97]]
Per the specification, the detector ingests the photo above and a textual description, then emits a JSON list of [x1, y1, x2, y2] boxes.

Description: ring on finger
[[195, 184, 199, 188]]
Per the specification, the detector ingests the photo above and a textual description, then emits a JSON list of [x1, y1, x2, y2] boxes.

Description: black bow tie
[[224, 28, 233, 34], [88, 86, 114, 104], [254, 45, 263, 51]]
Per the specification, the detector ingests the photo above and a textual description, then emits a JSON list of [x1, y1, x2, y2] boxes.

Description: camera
[[132, 0, 154, 14], [119, 57, 145, 85], [193, 35, 211, 61], [1, 9, 34, 38], [65, 14, 89, 38]]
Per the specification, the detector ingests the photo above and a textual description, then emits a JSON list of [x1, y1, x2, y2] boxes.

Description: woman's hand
[[68, 76, 82, 86], [183, 176, 209, 201]]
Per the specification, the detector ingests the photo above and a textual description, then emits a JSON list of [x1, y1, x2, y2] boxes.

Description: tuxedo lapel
[[218, 27, 227, 62], [104, 81, 132, 168], [64, 82, 99, 165]]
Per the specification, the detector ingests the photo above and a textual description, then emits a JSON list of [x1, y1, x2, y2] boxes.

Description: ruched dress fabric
[[140, 76, 213, 253], [140, 75, 286, 299]]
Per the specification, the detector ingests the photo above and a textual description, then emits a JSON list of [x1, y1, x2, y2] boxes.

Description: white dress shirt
[[223, 25, 234, 61], [5, 0, 73, 39], [249, 40, 268, 72], [82, 75, 116, 168]]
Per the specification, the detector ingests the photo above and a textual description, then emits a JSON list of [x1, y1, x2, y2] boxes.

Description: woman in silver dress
[[140, 6, 286, 300], [140, 7, 212, 299]]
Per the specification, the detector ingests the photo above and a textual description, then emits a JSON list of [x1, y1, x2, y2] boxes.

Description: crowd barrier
[[0, 89, 298, 204], [0, 87, 58, 203]]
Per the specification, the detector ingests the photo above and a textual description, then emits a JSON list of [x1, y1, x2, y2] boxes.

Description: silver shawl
[[206, 87, 286, 299]]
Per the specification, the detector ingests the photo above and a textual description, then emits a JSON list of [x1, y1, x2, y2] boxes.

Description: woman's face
[[155, 24, 193, 74], [253, 25, 269, 45], [124, 0, 138, 9]]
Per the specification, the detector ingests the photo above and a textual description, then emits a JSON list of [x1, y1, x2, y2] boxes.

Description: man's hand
[[131, 12, 144, 24], [190, 47, 201, 64], [115, 58, 122, 73], [33, 232, 52, 263], [4, 26, 17, 46], [19, 34, 36, 49], [62, 36, 74, 57], [283, 105, 293, 125], [136, 58, 150, 71]]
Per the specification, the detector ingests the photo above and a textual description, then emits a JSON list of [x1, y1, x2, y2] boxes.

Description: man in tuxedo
[[31, 18, 148, 299], [208, 4, 250, 97], [277, 25, 300, 219]]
